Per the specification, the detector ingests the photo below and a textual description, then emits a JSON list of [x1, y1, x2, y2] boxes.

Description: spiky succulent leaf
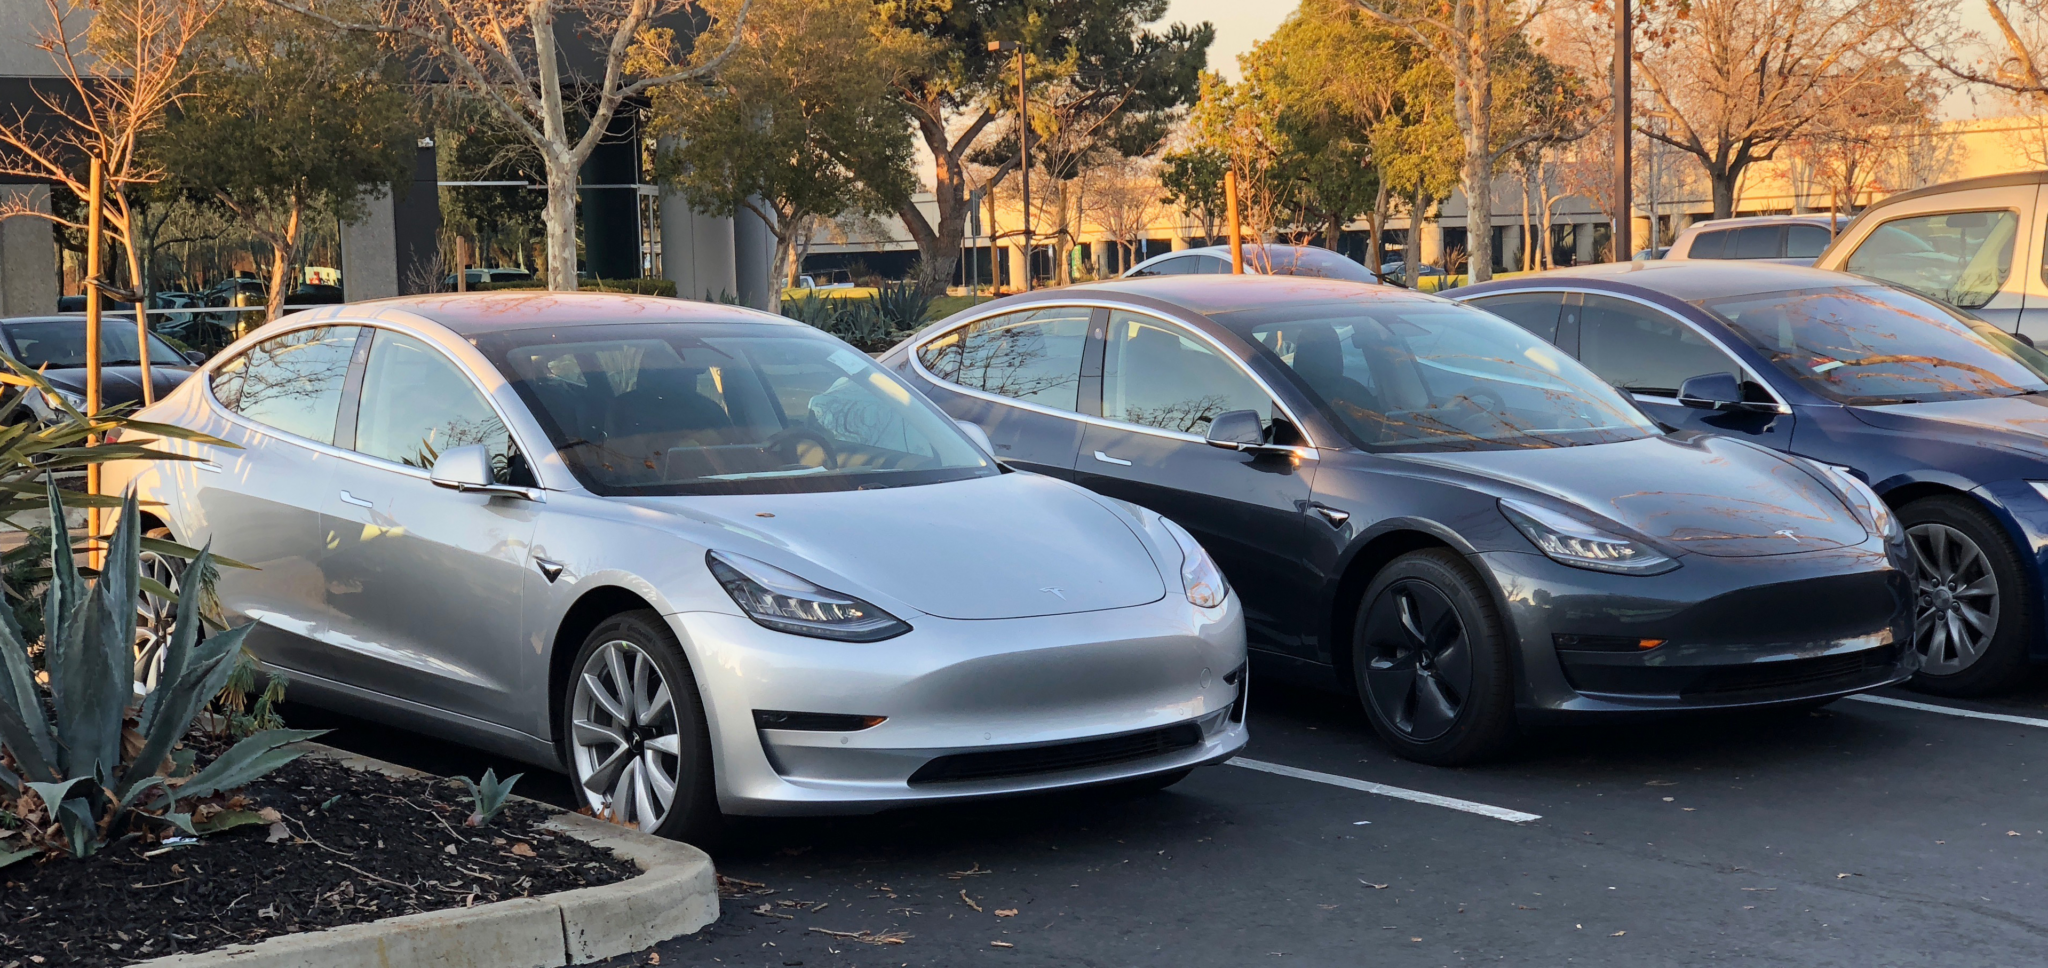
[[0, 757, 17, 796], [0, 589, 56, 783], [136, 541, 213, 734], [22, 777, 87, 814], [57, 797, 96, 857], [118, 774, 167, 812], [0, 845, 36, 869], [51, 498, 133, 786], [173, 728, 327, 806], [460, 768, 524, 827], [123, 622, 253, 796]]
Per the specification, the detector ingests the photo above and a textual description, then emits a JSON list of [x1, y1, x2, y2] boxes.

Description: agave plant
[[873, 280, 934, 331], [0, 484, 321, 863]]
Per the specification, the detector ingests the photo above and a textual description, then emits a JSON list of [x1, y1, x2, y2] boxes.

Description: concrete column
[[1170, 236, 1189, 251], [1420, 219, 1444, 265], [340, 188, 399, 302], [0, 185, 56, 316], [733, 199, 776, 311], [1006, 243, 1028, 293], [658, 192, 736, 302]]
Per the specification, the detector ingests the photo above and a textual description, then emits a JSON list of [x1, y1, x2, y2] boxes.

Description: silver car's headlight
[[1160, 517, 1229, 608], [1811, 462, 1900, 542], [1499, 499, 1678, 575], [706, 550, 909, 642]]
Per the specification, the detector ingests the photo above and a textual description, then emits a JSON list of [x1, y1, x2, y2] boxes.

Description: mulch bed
[[1, 754, 640, 967]]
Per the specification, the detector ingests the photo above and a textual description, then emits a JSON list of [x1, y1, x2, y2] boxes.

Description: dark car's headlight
[[706, 550, 909, 642], [1499, 499, 1678, 575]]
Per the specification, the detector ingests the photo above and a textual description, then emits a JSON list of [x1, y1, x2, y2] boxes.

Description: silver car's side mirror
[[430, 443, 543, 501], [954, 419, 995, 457]]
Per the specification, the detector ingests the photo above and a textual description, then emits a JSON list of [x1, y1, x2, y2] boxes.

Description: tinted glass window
[[1256, 247, 1377, 282], [353, 331, 527, 484], [1193, 256, 1230, 274], [1133, 256, 1197, 276], [1578, 295, 1739, 395], [209, 326, 360, 443], [1786, 224, 1833, 260], [1101, 311, 1273, 435], [1466, 292, 1566, 342], [916, 307, 1088, 411], [1688, 229, 1730, 259], [480, 324, 993, 496], [1845, 210, 2017, 309], [1704, 286, 2048, 404], [1224, 296, 1658, 451], [6, 321, 186, 368], [1733, 225, 1782, 259]]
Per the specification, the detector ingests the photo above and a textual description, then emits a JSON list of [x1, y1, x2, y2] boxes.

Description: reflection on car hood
[[1848, 394, 2048, 460], [627, 472, 1168, 619], [40, 365, 196, 404], [1389, 434, 1866, 557]]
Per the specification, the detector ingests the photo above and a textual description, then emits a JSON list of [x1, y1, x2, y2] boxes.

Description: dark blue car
[[1459, 261, 2048, 696]]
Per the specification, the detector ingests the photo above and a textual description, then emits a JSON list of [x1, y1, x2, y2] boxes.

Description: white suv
[[1815, 171, 2048, 343]]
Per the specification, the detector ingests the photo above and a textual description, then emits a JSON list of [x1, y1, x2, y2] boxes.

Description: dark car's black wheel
[[561, 610, 722, 843], [1352, 549, 1517, 765], [1900, 496, 2032, 697]]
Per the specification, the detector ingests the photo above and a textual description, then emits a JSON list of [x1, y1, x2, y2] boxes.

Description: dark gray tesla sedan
[[880, 274, 1917, 764]]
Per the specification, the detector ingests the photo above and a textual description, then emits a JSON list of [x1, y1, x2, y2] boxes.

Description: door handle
[[1310, 502, 1350, 527], [1092, 450, 1133, 466], [338, 490, 375, 508], [194, 460, 222, 474]]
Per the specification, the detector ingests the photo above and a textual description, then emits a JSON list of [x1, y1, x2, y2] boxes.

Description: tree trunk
[[1518, 160, 1533, 272], [1407, 184, 1425, 288], [262, 197, 302, 325], [1538, 153, 1556, 269], [542, 158, 578, 290], [1368, 177, 1387, 278], [1709, 169, 1737, 220]]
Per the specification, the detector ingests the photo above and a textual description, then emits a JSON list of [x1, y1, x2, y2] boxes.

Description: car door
[[1836, 204, 2030, 334], [911, 306, 1091, 478], [2024, 185, 2048, 342], [316, 328, 541, 725], [1071, 308, 1321, 656], [197, 325, 362, 666], [1572, 292, 1795, 449]]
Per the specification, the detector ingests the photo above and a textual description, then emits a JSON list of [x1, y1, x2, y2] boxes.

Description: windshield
[[477, 323, 996, 495], [1701, 286, 2048, 405], [1216, 296, 1661, 451], [8, 321, 188, 368], [1254, 247, 1378, 283]]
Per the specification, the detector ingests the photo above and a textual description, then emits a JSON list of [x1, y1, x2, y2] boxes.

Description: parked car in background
[[1632, 247, 1671, 261], [1812, 171, 2048, 343], [1460, 260, 2048, 696], [1667, 214, 1850, 265], [102, 292, 1248, 840], [1373, 261, 1455, 289], [884, 275, 1914, 764], [0, 315, 200, 424], [443, 267, 536, 289], [783, 268, 879, 302], [1124, 244, 1381, 284]]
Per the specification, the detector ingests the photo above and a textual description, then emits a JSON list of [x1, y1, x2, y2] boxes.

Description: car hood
[[1847, 394, 2048, 460], [624, 472, 1168, 620], [1388, 434, 1866, 557], [40, 365, 195, 405]]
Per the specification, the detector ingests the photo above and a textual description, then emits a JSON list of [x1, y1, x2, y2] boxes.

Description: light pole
[[1613, 0, 1632, 262], [989, 40, 1031, 291]]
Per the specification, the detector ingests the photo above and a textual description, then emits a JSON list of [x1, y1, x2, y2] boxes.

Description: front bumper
[[668, 594, 1248, 816], [1477, 538, 1917, 717]]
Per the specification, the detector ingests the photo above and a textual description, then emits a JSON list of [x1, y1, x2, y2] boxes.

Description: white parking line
[[1227, 757, 1542, 823], [1845, 693, 2048, 728]]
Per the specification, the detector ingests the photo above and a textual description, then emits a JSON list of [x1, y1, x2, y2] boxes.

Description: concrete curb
[[133, 745, 717, 968]]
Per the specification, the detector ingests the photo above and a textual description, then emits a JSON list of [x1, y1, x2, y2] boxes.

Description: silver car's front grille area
[[906, 723, 1205, 785]]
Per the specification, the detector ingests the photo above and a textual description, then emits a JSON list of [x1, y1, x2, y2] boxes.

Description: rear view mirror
[[1205, 410, 1267, 450], [183, 350, 206, 365], [1676, 372, 1744, 410]]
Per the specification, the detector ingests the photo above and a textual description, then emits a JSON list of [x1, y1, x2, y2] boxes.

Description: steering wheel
[[761, 426, 839, 469]]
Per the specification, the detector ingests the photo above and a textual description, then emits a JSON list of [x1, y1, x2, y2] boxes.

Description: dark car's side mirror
[[1676, 372, 1776, 413], [183, 349, 206, 365], [1205, 409, 1268, 451]]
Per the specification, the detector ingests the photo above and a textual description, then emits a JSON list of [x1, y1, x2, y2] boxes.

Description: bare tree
[[1636, 0, 1930, 219], [267, 0, 752, 290], [1087, 154, 1161, 274], [1905, 1, 2046, 110], [0, 0, 227, 309], [1789, 63, 1943, 222]]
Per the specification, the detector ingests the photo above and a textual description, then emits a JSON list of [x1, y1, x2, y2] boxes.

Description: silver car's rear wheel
[[1909, 522, 1998, 676], [563, 611, 719, 841]]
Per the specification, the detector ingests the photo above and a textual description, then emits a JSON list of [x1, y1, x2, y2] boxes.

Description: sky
[[1166, 0, 1295, 81]]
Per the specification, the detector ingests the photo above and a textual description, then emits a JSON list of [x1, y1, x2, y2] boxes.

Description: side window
[[1577, 295, 1740, 396], [208, 325, 360, 444], [1733, 225, 1783, 260], [915, 307, 1089, 411], [1133, 256, 1194, 276], [1786, 224, 1833, 260], [1101, 311, 1273, 435], [1196, 256, 1231, 274], [352, 331, 529, 485], [1466, 292, 1566, 343], [1845, 210, 2019, 309], [1688, 229, 1730, 259]]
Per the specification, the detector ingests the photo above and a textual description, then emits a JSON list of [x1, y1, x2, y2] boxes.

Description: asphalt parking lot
[[299, 677, 2048, 968]]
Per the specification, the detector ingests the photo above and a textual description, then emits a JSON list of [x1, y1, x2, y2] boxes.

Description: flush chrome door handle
[[1093, 450, 1133, 466], [338, 490, 375, 508]]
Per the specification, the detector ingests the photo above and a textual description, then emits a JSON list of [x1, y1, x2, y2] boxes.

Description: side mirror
[[183, 349, 206, 365], [954, 419, 995, 456], [1676, 372, 1744, 410], [431, 443, 542, 501], [1205, 409, 1268, 450]]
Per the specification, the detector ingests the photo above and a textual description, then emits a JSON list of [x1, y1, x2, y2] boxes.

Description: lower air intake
[[908, 723, 1204, 785]]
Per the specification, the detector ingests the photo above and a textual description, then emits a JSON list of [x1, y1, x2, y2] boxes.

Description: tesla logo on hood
[[1040, 587, 1067, 600], [1775, 529, 1802, 541]]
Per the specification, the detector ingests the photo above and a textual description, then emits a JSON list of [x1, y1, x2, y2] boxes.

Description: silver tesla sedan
[[102, 293, 1248, 839]]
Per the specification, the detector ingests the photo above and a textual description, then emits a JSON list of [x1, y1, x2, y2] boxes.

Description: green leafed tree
[[647, 0, 925, 295], [154, 0, 414, 323]]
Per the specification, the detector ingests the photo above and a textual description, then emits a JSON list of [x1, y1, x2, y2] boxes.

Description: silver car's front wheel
[[564, 612, 719, 840]]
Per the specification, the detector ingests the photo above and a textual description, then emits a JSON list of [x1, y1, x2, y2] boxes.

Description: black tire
[[1899, 496, 2032, 697], [1351, 548, 1518, 765], [560, 610, 722, 843]]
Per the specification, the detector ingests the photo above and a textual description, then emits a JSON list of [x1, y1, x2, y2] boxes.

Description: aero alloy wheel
[[1351, 549, 1517, 765], [564, 611, 719, 840], [1899, 496, 2031, 697], [134, 527, 185, 691], [1909, 522, 1998, 676]]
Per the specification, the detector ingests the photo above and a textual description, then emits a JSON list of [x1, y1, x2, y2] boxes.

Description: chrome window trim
[[200, 319, 552, 484], [907, 298, 1322, 458], [1457, 286, 1794, 415]]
